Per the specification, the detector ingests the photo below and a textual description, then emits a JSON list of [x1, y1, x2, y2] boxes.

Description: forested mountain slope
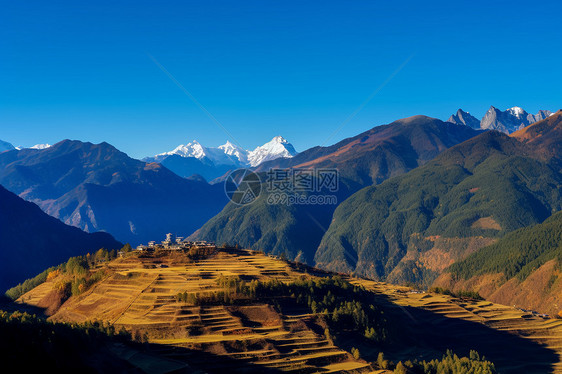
[[316, 111, 562, 285], [435, 210, 562, 316]]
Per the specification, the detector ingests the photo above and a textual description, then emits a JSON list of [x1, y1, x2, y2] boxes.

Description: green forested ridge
[[448, 211, 562, 281], [191, 174, 357, 264], [315, 126, 562, 284]]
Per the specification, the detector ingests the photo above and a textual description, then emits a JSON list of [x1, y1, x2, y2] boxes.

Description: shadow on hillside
[[115, 341, 287, 374], [0, 295, 47, 315], [360, 292, 559, 374]]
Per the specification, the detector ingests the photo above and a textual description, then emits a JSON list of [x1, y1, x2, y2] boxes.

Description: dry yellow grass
[[18, 248, 562, 373], [20, 249, 371, 373]]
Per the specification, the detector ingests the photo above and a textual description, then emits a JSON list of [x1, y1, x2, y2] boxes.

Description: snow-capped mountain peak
[[218, 140, 238, 154], [218, 141, 248, 164], [247, 136, 298, 167], [150, 136, 297, 169], [272, 135, 288, 144], [507, 106, 525, 118], [159, 140, 206, 159]]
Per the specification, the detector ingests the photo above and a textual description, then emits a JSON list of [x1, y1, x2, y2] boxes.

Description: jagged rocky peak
[[448, 106, 552, 134], [447, 109, 480, 129]]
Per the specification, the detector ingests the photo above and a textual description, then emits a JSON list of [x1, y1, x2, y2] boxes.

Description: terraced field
[[17, 248, 562, 373], [23, 249, 372, 373]]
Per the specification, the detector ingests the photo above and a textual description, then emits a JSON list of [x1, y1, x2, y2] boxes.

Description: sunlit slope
[[20, 250, 372, 373], [17, 248, 562, 373]]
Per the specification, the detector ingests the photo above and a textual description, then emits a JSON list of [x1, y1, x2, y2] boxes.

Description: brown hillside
[[255, 115, 480, 185], [511, 110, 562, 160], [435, 259, 562, 317], [386, 236, 497, 286]]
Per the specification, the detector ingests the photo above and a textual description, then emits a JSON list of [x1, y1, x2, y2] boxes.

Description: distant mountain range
[[0, 184, 121, 291], [2, 106, 562, 319], [192, 109, 562, 316], [191, 116, 481, 262], [0, 140, 228, 245], [0, 140, 53, 152], [145, 136, 298, 181], [26, 143, 52, 150], [447, 106, 552, 133]]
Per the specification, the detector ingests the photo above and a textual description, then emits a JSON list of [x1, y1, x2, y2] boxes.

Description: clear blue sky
[[1, 0, 561, 158]]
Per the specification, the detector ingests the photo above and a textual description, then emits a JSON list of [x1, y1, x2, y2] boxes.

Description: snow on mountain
[[218, 141, 248, 165], [151, 136, 297, 168], [156, 140, 245, 166], [158, 140, 207, 159], [0, 139, 15, 153], [481, 106, 536, 133], [448, 106, 552, 134], [29, 144, 52, 150], [507, 106, 525, 118], [247, 136, 297, 167]]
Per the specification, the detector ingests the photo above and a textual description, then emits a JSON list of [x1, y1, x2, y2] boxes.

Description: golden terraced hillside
[[17, 248, 562, 373]]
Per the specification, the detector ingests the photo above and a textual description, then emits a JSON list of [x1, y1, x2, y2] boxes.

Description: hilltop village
[[135, 233, 216, 252]]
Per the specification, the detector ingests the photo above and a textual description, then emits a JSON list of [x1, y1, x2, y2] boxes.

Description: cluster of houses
[[136, 233, 216, 251], [516, 306, 550, 319]]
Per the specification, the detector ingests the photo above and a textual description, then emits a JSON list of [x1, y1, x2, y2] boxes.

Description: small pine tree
[[324, 328, 332, 343], [394, 361, 407, 374], [377, 352, 388, 369]]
